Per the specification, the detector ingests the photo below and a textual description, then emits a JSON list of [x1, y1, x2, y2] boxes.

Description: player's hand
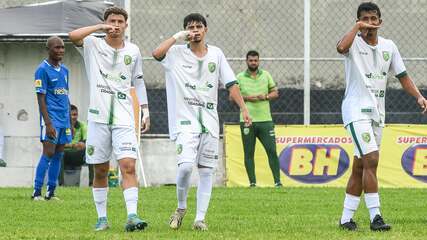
[[75, 142, 85, 151], [256, 94, 267, 101], [417, 96, 427, 114], [244, 96, 258, 102], [46, 123, 56, 139], [98, 24, 119, 34], [141, 116, 150, 134], [173, 31, 190, 42], [241, 108, 252, 127], [356, 21, 380, 30]]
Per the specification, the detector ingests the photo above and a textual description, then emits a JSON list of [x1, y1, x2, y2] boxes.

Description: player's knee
[[362, 151, 379, 170], [198, 166, 214, 177], [178, 162, 194, 176], [94, 167, 109, 179]]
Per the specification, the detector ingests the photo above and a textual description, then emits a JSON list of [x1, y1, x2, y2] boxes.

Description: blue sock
[[34, 155, 50, 194], [47, 152, 64, 193]]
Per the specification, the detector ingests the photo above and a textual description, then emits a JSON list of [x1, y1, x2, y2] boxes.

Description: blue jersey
[[35, 60, 70, 128]]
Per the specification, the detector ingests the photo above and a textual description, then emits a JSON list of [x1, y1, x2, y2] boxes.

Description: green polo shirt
[[236, 69, 277, 122], [65, 120, 87, 151]]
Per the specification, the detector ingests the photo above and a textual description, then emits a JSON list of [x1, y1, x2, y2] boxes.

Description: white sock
[[195, 167, 214, 222], [340, 193, 360, 224], [123, 187, 138, 216], [93, 187, 108, 218], [365, 192, 381, 222], [176, 162, 193, 209]]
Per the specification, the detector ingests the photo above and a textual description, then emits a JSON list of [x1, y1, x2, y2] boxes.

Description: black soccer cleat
[[370, 214, 391, 231], [339, 218, 357, 231]]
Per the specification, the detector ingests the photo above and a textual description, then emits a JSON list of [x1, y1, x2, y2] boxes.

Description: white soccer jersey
[[341, 34, 406, 127], [78, 36, 147, 127], [160, 44, 236, 139]]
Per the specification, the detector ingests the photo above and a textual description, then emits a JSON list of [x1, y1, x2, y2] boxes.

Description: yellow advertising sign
[[224, 124, 427, 188]]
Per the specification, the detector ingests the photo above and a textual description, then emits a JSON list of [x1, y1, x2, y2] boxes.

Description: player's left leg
[[113, 126, 147, 232], [45, 143, 65, 200], [193, 133, 219, 231], [256, 121, 281, 186]]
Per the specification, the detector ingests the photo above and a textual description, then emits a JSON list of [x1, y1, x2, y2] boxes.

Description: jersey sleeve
[[132, 50, 148, 105], [218, 49, 237, 89], [35, 68, 48, 94], [159, 45, 177, 71], [76, 35, 97, 56], [266, 71, 277, 91], [390, 41, 407, 78]]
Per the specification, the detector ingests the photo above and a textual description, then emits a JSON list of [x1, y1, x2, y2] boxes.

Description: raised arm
[[68, 24, 116, 46], [336, 22, 379, 54], [152, 31, 189, 61]]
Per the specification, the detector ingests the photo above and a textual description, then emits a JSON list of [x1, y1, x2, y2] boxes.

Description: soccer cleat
[[0, 159, 6, 167], [31, 190, 45, 201], [249, 183, 256, 187], [95, 217, 110, 231], [339, 219, 357, 231], [370, 215, 391, 231], [193, 220, 208, 231], [125, 213, 148, 232], [169, 208, 186, 230], [44, 190, 60, 201], [275, 182, 283, 188]]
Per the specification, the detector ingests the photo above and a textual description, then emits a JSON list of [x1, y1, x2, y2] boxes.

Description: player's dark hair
[[70, 104, 78, 112], [104, 7, 128, 21], [246, 50, 259, 59], [357, 2, 381, 19], [183, 13, 207, 29]]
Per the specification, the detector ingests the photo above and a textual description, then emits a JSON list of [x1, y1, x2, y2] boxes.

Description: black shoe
[[370, 215, 391, 231], [44, 190, 60, 200], [275, 182, 283, 188], [249, 183, 256, 187], [339, 219, 357, 231]]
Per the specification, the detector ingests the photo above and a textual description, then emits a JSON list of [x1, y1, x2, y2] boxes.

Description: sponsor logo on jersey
[[87, 145, 95, 156], [54, 88, 68, 95], [180, 120, 191, 125], [89, 109, 99, 115], [401, 144, 427, 183], [382, 51, 390, 61], [124, 55, 132, 65], [51, 78, 58, 82], [35, 79, 42, 88], [97, 84, 115, 95], [365, 72, 386, 81], [99, 69, 126, 83], [98, 51, 108, 57], [177, 144, 183, 154], [359, 51, 368, 55], [65, 128, 71, 135], [208, 62, 216, 73], [182, 65, 192, 69], [279, 144, 350, 183], [184, 82, 213, 92]]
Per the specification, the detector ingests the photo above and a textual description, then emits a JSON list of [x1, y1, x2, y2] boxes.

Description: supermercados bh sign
[[224, 124, 427, 188]]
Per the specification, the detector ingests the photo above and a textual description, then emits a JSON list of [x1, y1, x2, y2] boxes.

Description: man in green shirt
[[236, 50, 281, 187], [60, 104, 93, 186]]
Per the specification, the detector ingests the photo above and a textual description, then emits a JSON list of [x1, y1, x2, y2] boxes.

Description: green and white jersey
[[237, 69, 276, 122], [160, 44, 236, 139], [78, 36, 147, 127], [341, 34, 406, 127]]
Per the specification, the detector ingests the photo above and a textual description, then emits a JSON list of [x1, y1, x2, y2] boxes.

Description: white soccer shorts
[[175, 132, 219, 168], [346, 119, 383, 158], [86, 121, 138, 164]]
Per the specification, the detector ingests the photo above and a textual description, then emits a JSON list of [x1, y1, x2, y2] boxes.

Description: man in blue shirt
[[32, 36, 72, 201]]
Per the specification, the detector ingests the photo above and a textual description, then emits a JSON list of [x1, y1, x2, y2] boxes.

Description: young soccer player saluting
[[69, 7, 150, 232], [337, 2, 427, 231], [152, 13, 251, 231]]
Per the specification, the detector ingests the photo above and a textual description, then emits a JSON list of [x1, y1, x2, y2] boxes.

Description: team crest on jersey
[[124, 55, 132, 65], [35, 79, 42, 88], [208, 62, 216, 73], [87, 145, 95, 156], [177, 144, 183, 154], [362, 132, 371, 143], [382, 51, 390, 61]]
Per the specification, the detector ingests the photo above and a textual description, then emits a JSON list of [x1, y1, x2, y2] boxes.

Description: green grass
[[0, 187, 426, 239]]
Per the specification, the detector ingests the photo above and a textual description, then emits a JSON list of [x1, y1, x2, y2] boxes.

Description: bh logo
[[279, 144, 350, 183], [401, 144, 427, 183]]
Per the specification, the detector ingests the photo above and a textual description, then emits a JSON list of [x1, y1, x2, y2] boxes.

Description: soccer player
[[337, 2, 427, 231], [69, 7, 150, 232], [32, 36, 72, 201], [236, 50, 282, 187], [152, 13, 251, 231]]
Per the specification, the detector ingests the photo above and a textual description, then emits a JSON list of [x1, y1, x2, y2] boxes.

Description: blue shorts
[[40, 125, 72, 145]]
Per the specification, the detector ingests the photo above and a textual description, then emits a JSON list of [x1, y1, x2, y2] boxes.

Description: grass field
[[0, 187, 426, 239]]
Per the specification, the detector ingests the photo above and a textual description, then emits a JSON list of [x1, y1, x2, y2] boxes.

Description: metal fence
[[130, 0, 427, 134]]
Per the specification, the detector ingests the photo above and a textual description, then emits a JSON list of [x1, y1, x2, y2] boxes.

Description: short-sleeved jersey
[[341, 34, 406, 127], [35, 60, 70, 128], [78, 36, 147, 127], [237, 69, 276, 122], [160, 44, 236, 139]]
